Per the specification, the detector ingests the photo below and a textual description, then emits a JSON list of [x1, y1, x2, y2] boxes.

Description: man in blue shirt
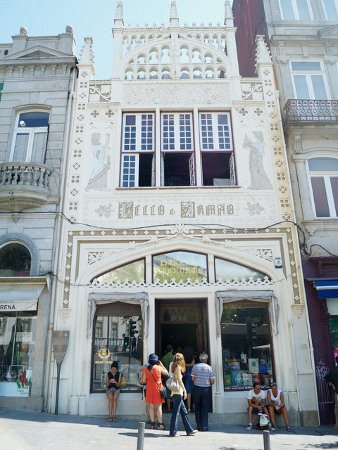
[[191, 352, 215, 431]]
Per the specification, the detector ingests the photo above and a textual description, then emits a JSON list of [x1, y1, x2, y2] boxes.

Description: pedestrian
[[267, 382, 291, 431], [169, 353, 196, 437], [324, 356, 338, 427], [246, 381, 269, 430], [183, 352, 195, 412], [105, 361, 122, 422], [141, 353, 168, 430], [162, 344, 175, 412], [191, 352, 215, 432]]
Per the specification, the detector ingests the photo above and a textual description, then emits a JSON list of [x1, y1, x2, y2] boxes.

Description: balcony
[[0, 162, 52, 211], [284, 99, 338, 124]]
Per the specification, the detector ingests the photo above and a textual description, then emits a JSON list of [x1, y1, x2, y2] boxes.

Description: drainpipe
[[43, 62, 77, 412]]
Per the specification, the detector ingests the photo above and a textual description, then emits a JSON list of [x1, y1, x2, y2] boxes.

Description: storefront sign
[[0, 301, 37, 311], [52, 331, 70, 364], [118, 201, 235, 220]]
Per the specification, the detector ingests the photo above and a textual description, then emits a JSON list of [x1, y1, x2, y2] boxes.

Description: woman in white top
[[169, 353, 196, 437], [267, 383, 291, 431]]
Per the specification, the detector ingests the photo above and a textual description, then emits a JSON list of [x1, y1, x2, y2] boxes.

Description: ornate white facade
[[50, 1, 318, 424]]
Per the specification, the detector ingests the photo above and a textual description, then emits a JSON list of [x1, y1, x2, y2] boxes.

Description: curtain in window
[[13, 134, 29, 161], [31, 132, 47, 163]]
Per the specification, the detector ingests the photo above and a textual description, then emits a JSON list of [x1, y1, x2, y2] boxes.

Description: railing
[[0, 162, 51, 191], [284, 99, 338, 124]]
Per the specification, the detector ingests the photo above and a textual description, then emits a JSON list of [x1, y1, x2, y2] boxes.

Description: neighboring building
[[0, 27, 77, 410], [234, 0, 338, 425], [49, 0, 318, 425]]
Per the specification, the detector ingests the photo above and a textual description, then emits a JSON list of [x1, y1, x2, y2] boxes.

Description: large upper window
[[222, 302, 274, 390], [120, 111, 236, 188], [279, 0, 313, 20], [290, 61, 328, 99], [308, 157, 338, 218], [120, 113, 154, 187], [322, 0, 338, 20], [92, 259, 145, 285], [153, 251, 208, 283], [215, 258, 270, 282], [199, 112, 235, 186], [10, 112, 49, 163], [0, 243, 31, 277], [161, 112, 195, 186]]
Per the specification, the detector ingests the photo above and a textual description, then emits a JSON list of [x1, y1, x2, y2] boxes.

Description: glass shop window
[[0, 312, 37, 397], [91, 302, 143, 393], [221, 302, 274, 391]]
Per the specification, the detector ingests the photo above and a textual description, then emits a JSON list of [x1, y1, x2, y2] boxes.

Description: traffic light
[[129, 319, 138, 337]]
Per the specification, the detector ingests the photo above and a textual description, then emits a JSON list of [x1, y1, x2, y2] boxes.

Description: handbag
[[166, 374, 180, 392]]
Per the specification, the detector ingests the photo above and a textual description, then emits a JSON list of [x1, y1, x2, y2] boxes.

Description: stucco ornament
[[86, 133, 111, 191], [243, 131, 272, 190]]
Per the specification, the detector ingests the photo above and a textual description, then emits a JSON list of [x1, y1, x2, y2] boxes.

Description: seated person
[[246, 381, 269, 430], [267, 382, 291, 432]]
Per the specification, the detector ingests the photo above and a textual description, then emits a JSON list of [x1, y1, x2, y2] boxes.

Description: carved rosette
[[291, 304, 305, 318]]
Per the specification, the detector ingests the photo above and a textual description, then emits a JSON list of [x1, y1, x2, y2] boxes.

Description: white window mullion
[[324, 175, 336, 217]]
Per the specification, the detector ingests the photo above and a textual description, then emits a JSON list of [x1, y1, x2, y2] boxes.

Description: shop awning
[[312, 279, 338, 299], [88, 292, 149, 339], [0, 284, 45, 311]]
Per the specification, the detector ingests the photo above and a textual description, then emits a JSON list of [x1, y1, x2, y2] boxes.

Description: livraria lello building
[[0, 1, 319, 425]]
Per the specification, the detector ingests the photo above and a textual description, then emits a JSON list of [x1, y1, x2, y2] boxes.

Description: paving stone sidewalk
[[0, 408, 337, 450]]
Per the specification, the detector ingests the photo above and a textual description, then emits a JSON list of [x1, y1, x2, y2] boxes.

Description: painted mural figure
[[86, 133, 111, 191], [243, 131, 272, 190]]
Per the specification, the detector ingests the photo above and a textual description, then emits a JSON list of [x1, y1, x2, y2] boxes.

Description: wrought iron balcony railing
[[284, 99, 338, 124], [0, 162, 52, 210]]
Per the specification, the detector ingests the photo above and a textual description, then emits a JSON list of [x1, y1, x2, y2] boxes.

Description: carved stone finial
[[20, 27, 28, 36], [255, 35, 272, 65], [78, 37, 94, 66], [115, 1, 124, 22], [65, 25, 73, 35], [170, 0, 179, 26]]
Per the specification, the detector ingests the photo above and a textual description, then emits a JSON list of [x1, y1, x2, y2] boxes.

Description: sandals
[[107, 417, 113, 421], [156, 422, 165, 430], [112, 417, 117, 422]]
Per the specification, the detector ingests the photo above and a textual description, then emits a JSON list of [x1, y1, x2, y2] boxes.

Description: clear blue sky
[[1, 0, 229, 79]]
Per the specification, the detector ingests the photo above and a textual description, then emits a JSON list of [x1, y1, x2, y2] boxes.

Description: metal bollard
[[263, 430, 271, 450], [137, 421, 145, 450]]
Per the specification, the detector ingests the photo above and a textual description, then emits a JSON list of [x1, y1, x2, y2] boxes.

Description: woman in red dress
[[142, 353, 168, 429]]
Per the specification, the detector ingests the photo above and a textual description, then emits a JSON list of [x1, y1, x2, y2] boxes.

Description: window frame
[[278, 0, 314, 20], [290, 60, 330, 100], [161, 112, 194, 152], [307, 157, 338, 218], [120, 113, 155, 188], [199, 112, 233, 152], [10, 111, 49, 163]]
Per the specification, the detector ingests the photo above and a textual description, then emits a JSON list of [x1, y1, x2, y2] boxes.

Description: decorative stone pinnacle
[[255, 35, 272, 65], [224, 0, 234, 27], [65, 25, 73, 35], [115, 1, 124, 21], [20, 27, 28, 36], [170, 0, 179, 26], [79, 37, 94, 66]]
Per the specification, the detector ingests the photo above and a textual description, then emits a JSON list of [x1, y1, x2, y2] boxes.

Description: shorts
[[268, 404, 283, 415], [107, 386, 120, 392]]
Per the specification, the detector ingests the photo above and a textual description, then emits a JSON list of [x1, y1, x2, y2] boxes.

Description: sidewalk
[[0, 408, 337, 450]]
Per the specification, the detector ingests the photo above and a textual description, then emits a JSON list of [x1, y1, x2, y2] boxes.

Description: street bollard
[[263, 430, 271, 450], [137, 421, 145, 450]]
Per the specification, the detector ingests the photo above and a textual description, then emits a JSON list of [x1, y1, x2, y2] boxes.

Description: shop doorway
[[155, 298, 209, 358]]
